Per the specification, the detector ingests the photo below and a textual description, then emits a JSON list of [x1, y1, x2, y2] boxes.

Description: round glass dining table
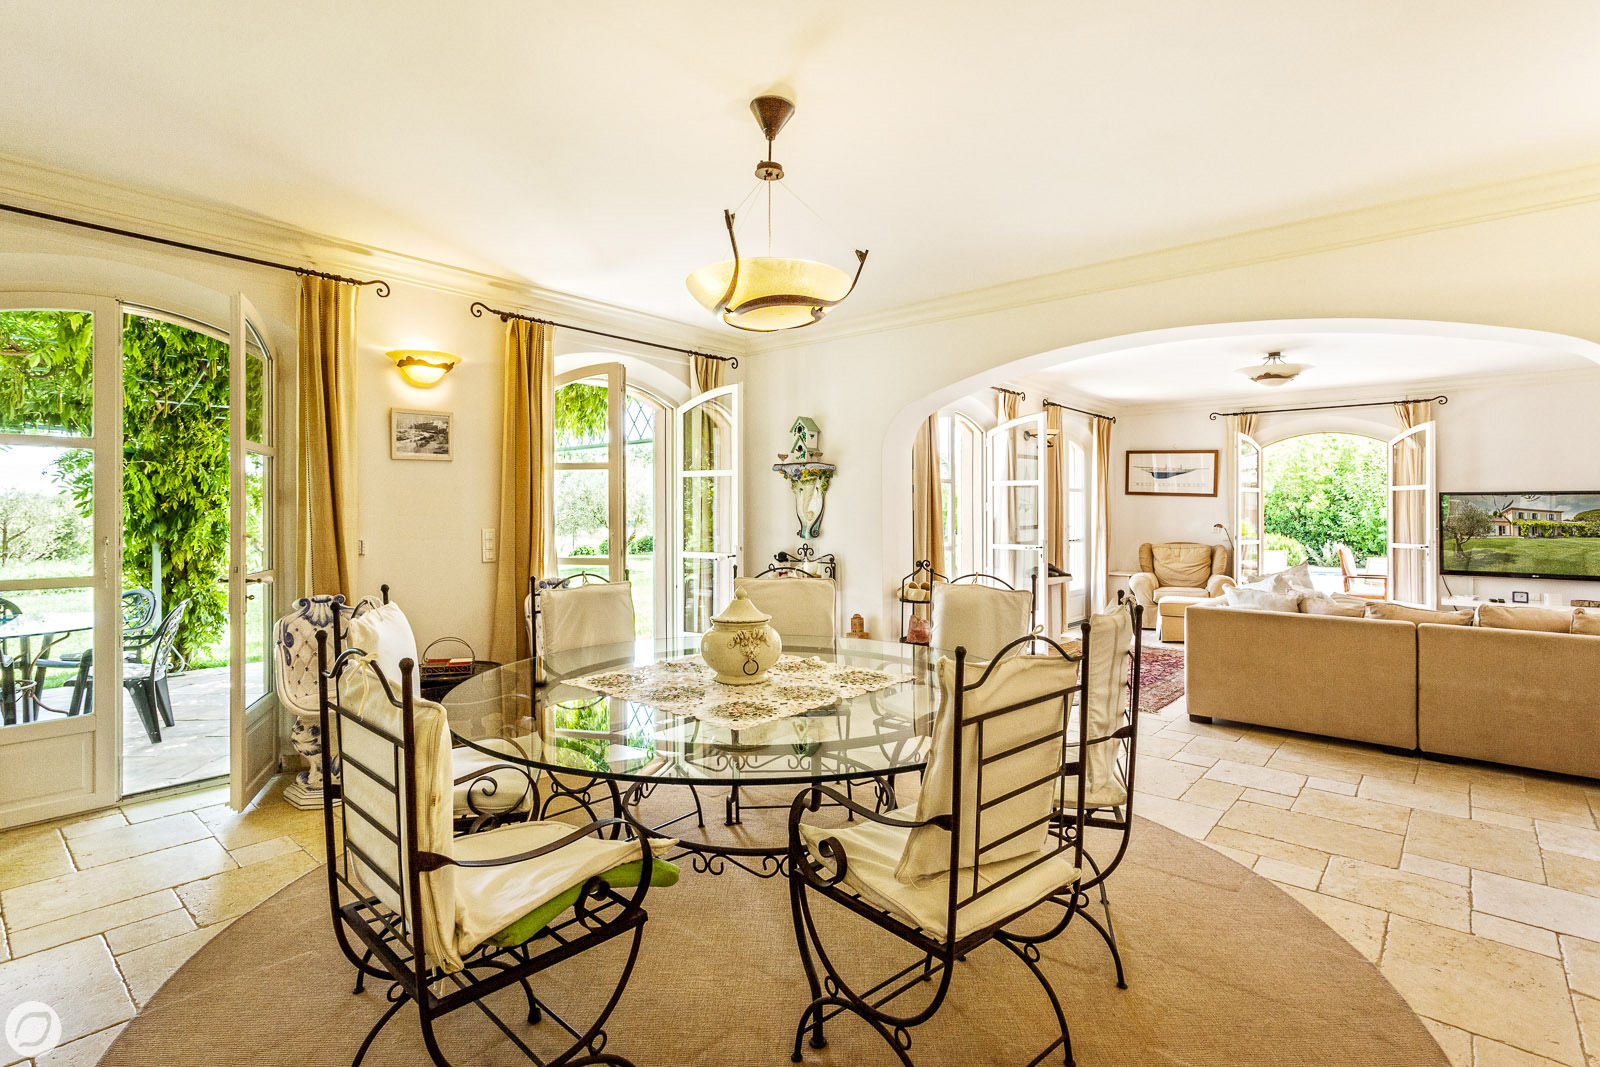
[[441, 637, 943, 875]]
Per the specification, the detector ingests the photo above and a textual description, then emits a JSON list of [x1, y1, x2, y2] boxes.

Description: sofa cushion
[[1240, 562, 1315, 595], [1151, 543, 1215, 588], [1152, 586, 1210, 601], [1365, 602, 1473, 626], [1223, 586, 1301, 613], [1477, 603, 1574, 634], [1573, 608, 1600, 637], [1299, 593, 1367, 618]]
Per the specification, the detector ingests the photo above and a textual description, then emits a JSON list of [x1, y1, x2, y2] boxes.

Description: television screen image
[[1440, 492, 1600, 581]]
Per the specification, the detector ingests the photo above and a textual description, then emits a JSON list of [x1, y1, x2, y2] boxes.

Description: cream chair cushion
[[1151, 586, 1209, 601], [930, 583, 1033, 661], [1149, 543, 1216, 589], [734, 576, 837, 641], [542, 582, 635, 655], [798, 813, 1079, 940], [896, 653, 1075, 883], [1072, 605, 1135, 809]]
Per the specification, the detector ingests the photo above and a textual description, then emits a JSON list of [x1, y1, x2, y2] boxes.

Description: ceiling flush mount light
[[1238, 350, 1309, 387], [387, 349, 460, 387], [685, 95, 868, 332]]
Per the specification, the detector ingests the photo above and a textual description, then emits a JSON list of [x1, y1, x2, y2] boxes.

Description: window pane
[[0, 444, 93, 582], [682, 396, 731, 471], [0, 309, 95, 437], [681, 558, 722, 634], [994, 485, 1040, 545], [0, 585, 97, 729], [556, 380, 609, 464], [244, 579, 270, 708], [245, 322, 269, 445], [555, 468, 609, 559], [682, 474, 730, 554]]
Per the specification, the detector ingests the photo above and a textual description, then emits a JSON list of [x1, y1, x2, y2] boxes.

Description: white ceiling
[[1026, 330, 1597, 407], [4, 2, 1600, 326]]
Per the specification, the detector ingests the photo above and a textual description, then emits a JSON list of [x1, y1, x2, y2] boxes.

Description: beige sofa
[[1186, 601, 1600, 777]]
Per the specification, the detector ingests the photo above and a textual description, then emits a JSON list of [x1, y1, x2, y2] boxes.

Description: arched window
[[936, 413, 982, 574]]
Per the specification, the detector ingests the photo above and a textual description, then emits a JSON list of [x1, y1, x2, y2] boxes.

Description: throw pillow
[[1223, 586, 1301, 613], [1239, 562, 1316, 595], [1477, 603, 1574, 633], [1299, 593, 1367, 618], [1573, 608, 1600, 637], [1364, 602, 1474, 626]]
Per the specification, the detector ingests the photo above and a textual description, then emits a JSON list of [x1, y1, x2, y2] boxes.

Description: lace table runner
[[569, 655, 910, 729]]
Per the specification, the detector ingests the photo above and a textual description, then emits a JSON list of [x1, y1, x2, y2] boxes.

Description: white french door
[[1236, 432, 1264, 581], [555, 364, 628, 584], [229, 295, 278, 810], [1388, 422, 1437, 608], [675, 384, 740, 637], [986, 412, 1047, 606], [0, 295, 123, 827]]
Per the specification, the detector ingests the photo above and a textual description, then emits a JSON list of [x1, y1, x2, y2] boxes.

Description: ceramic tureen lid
[[711, 588, 771, 625]]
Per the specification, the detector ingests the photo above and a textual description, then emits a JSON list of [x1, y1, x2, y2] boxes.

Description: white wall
[[740, 200, 1600, 632]]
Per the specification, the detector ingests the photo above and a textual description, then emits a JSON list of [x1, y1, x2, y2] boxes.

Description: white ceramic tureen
[[701, 588, 782, 685]]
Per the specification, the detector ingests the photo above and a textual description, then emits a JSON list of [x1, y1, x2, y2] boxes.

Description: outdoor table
[[0, 611, 94, 725]]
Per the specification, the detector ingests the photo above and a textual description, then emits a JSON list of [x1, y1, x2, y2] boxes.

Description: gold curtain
[[1390, 401, 1434, 605], [489, 319, 555, 663], [995, 389, 1019, 422], [297, 276, 359, 597], [1088, 415, 1113, 611], [1238, 412, 1259, 439], [692, 354, 725, 393], [911, 414, 945, 599]]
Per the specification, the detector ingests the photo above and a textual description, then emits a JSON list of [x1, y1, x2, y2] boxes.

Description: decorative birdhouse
[[788, 416, 821, 460]]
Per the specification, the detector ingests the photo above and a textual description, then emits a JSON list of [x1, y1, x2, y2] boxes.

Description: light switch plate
[[481, 528, 496, 563]]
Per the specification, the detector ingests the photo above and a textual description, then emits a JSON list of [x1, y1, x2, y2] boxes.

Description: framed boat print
[[1125, 449, 1218, 497], [391, 408, 453, 461]]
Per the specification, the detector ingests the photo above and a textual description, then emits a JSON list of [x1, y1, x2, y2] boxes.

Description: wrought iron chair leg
[[353, 948, 374, 994], [788, 878, 827, 1051], [999, 937, 1074, 1066], [418, 1003, 455, 1067], [1077, 908, 1126, 990], [547, 923, 644, 1067], [350, 994, 407, 1067], [519, 977, 540, 1024]]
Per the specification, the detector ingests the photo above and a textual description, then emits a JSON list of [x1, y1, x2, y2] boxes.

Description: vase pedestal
[[283, 714, 339, 811]]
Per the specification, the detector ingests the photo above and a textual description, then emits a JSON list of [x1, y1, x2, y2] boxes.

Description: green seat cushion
[[487, 858, 680, 948]]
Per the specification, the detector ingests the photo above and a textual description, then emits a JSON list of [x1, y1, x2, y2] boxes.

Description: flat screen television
[[1439, 492, 1600, 581]]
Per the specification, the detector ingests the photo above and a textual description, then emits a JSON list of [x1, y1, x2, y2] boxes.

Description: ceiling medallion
[[685, 95, 868, 332], [1239, 350, 1309, 387]]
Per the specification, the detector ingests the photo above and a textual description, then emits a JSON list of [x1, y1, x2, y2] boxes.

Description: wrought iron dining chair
[[929, 572, 1036, 661], [787, 629, 1093, 1066], [313, 638, 671, 1067]]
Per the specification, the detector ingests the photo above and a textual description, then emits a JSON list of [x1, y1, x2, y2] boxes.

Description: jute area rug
[[103, 789, 1445, 1067]]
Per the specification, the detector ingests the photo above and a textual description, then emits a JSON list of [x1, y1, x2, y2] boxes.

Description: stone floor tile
[[1177, 735, 1277, 767], [1544, 850, 1600, 899], [1205, 825, 1332, 872], [1277, 885, 1389, 962], [1358, 776, 1471, 818], [5, 890, 180, 960], [117, 921, 230, 1007], [1473, 1035, 1578, 1067], [1476, 808, 1537, 832], [1218, 801, 1405, 867], [1305, 775, 1358, 796], [1562, 936, 1600, 1000], [1168, 748, 1217, 769], [55, 811, 129, 841], [0, 831, 73, 894], [64, 811, 209, 870], [34, 1022, 127, 1067], [1419, 1017, 1472, 1067], [1176, 778, 1244, 811], [1137, 733, 1186, 760], [1201, 838, 1257, 867], [1132, 755, 1207, 799], [1238, 788, 1296, 809], [1254, 856, 1323, 890], [1575, 994, 1600, 1064], [227, 835, 306, 867], [1157, 717, 1249, 742], [1414, 759, 1532, 793], [1474, 783, 1597, 829], [104, 908, 197, 956], [1321, 856, 1471, 931], [0, 937, 135, 1052], [1472, 911, 1560, 957], [1380, 915, 1583, 1065], [1400, 852, 1471, 887], [1537, 821, 1600, 863], [1293, 788, 1412, 834], [194, 800, 321, 850], [174, 849, 318, 926], [120, 784, 229, 824], [0, 839, 234, 931], [1130, 792, 1223, 839], [1264, 749, 1364, 787], [1203, 758, 1305, 796], [1404, 810, 1544, 882], [1474, 871, 1600, 942], [1273, 738, 1420, 784]]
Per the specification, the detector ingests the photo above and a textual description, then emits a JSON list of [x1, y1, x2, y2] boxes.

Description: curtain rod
[[1207, 394, 1448, 421], [1043, 397, 1115, 423], [991, 385, 1025, 399], [469, 301, 738, 368], [0, 201, 392, 296]]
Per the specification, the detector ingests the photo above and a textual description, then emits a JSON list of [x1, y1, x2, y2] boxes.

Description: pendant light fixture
[[685, 95, 868, 332], [1238, 350, 1309, 387]]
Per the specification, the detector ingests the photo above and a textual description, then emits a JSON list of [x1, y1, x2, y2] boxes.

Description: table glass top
[[442, 637, 943, 785], [0, 612, 96, 639]]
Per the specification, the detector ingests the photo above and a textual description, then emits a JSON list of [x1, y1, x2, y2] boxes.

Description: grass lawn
[[1444, 536, 1600, 578]]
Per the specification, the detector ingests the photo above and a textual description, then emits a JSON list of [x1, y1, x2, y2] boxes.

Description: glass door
[[675, 385, 740, 637], [1236, 432, 1264, 581], [0, 295, 122, 827], [1388, 422, 1437, 608], [986, 412, 1047, 606], [229, 296, 277, 810], [554, 364, 627, 585]]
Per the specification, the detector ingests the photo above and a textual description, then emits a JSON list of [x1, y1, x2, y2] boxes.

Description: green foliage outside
[[1264, 532, 1307, 567], [1263, 434, 1387, 566], [0, 310, 262, 662]]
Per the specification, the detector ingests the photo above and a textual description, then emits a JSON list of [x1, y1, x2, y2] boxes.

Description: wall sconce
[[387, 349, 460, 388]]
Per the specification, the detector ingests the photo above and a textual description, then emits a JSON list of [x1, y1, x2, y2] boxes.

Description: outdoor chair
[[313, 640, 673, 1067], [32, 587, 163, 712], [1337, 544, 1388, 600], [58, 600, 191, 744], [786, 628, 1094, 1066]]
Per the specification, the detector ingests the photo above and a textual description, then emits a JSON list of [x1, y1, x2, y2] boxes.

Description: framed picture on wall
[[1125, 449, 1218, 497], [391, 408, 453, 461]]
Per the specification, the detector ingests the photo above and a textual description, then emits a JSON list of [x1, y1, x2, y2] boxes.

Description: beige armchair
[[1128, 542, 1234, 626]]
